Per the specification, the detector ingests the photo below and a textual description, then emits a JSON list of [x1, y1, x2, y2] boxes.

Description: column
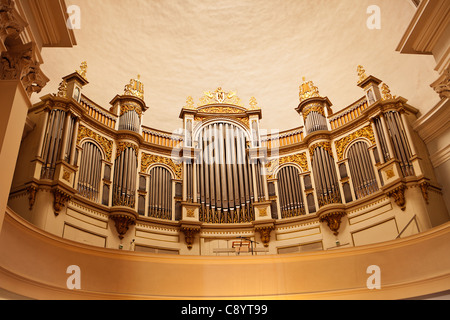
[[379, 113, 395, 159]]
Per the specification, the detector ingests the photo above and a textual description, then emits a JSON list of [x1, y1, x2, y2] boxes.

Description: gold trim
[[77, 125, 113, 161], [334, 125, 375, 161], [141, 153, 182, 179]]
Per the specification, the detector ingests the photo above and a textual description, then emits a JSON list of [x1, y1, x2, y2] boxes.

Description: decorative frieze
[[334, 125, 376, 161], [76, 125, 113, 161], [141, 152, 182, 179]]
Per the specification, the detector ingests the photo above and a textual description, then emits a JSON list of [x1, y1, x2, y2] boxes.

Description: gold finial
[[249, 96, 259, 109], [185, 96, 195, 109], [357, 65, 367, 84], [56, 80, 67, 98], [381, 83, 394, 100], [77, 61, 88, 80], [299, 77, 320, 102], [124, 75, 144, 100]]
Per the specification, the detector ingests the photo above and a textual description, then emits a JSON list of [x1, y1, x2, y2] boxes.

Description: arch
[[193, 118, 250, 142], [276, 165, 305, 218], [347, 141, 379, 200], [147, 165, 173, 220], [77, 141, 103, 202], [80, 138, 106, 160], [344, 137, 373, 161], [145, 163, 176, 180]]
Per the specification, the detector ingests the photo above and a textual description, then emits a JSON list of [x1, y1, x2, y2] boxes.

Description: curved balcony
[[0, 207, 449, 300]]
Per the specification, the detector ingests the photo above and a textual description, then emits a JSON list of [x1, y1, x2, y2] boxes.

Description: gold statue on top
[[249, 96, 259, 109], [381, 83, 394, 100], [357, 65, 367, 84], [124, 74, 144, 100], [299, 77, 320, 102], [77, 61, 88, 80]]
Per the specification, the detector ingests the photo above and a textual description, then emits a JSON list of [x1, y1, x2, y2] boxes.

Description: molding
[[430, 145, 450, 168], [412, 98, 450, 144], [396, 0, 450, 55]]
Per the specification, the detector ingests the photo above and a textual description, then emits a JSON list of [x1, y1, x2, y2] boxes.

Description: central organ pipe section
[[195, 122, 261, 223]]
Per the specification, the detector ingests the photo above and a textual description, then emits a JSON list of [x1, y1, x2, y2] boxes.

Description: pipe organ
[[195, 122, 256, 223], [77, 142, 103, 202], [9, 65, 449, 254]]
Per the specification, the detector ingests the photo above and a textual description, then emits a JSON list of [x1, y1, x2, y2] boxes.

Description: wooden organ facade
[[7, 66, 449, 255]]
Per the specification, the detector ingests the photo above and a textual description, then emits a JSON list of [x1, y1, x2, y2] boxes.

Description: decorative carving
[[386, 167, 395, 180], [199, 87, 243, 107], [76, 61, 88, 80], [120, 102, 142, 118], [62, 170, 71, 182], [110, 214, 136, 240], [77, 125, 113, 161], [319, 212, 346, 236], [254, 225, 274, 247], [124, 75, 144, 100], [51, 188, 72, 216], [0, 0, 27, 49], [27, 185, 37, 210], [186, 208, 195, 218], [141, 152, 182, 179], [249, 96, 259, 110], [198, 105, 245, 114], [299, 77, 320, 102], [0, 42, 49, 96], [265, 152, 308, 179], [185, 96, 196, 109], [258, 208, 267, 217], [309, 141, 333, 158], [381, 83, 395, 100], [419, 181, 430, 205], [357, 65, 368, 84], [115, 141, 138, 158], [302, 103, 325, 118], [387, 185, 406, 211], [430, 67, 450, 99], [180, 225, 201, 249], [56, 80, 68, 98], [334, 125, 376, 160]]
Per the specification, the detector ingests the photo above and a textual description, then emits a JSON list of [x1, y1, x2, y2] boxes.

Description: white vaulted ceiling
[[36, 0, 440, 132]]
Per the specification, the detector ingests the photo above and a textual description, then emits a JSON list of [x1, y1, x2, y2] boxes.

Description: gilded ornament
[[254, 225, 274, 247], [381, 83, 394, 100], [110, 214, 136, 240], [302, 103, 325, 118], [319, 212, 346, 236], [387, 185, 406, 211], [266, 152, 308, 179], [116, 141, 138, 158], [299, 77, 320, 102], [334, 125, 376, 160], [56, 80, 67, 98], [357, 65, 367, 84], [141, 153, 182, 179], [199, 87, 244, 107], [77, 125, 113, 161], [76, 61, 88, 80], [124, 75, 144, 100], [120, 103, 142, 118], [309, 141, 333, 158], [185, 96, 196, 109], [249, 96, 259, 110]]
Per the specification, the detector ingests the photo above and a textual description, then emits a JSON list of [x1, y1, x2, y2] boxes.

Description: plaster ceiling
[[36, 0, 441, 132]]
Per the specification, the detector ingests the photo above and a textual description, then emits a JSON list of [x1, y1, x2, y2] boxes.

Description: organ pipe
[[196, 122, 255, 223]]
